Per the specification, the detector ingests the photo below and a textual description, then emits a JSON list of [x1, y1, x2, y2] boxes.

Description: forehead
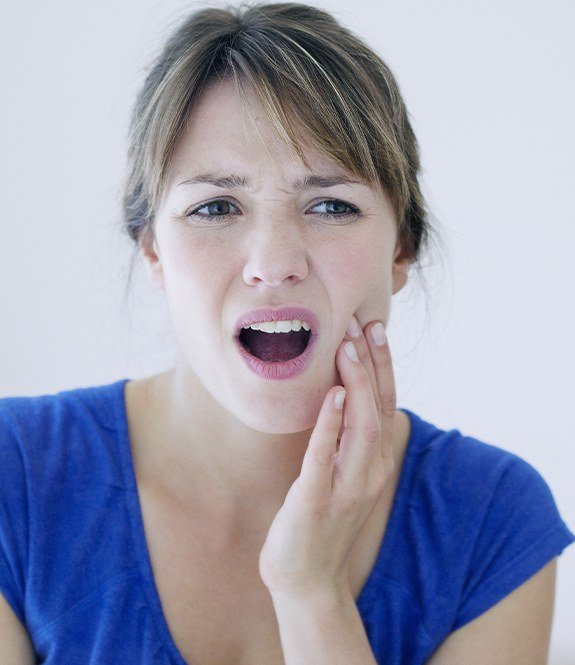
[[166, 78, 365, 189]]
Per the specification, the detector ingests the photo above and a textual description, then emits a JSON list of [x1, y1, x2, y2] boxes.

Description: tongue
[[242, 329, 309, 362]]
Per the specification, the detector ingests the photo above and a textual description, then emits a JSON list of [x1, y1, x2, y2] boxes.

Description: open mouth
[[238, 328, 312, 362]]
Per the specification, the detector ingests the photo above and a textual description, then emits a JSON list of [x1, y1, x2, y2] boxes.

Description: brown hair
[[123, 1, 430, 266]]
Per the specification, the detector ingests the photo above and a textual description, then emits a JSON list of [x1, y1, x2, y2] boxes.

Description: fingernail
[[344, 341, 359, 362], [370, 322, 387, 346], [346, 316, 362, 338], [333, 390, 346, 410]]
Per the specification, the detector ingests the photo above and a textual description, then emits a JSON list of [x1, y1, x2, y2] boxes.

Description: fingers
[[335, 317, 397, 493], [344, 316, 397, 430], [363, 320, 396, 471], [334, 338, 381, 492], [298, 316, 396, 504], [298, 385, 346, 502], [344, 316, 382, 414], [364, 321, 397, 414]]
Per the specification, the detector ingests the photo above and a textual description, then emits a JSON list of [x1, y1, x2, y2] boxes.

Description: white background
[[1, 0, 574, 660]]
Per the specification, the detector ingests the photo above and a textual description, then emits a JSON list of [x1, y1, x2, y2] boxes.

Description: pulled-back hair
[[123, 1, 430, 265]]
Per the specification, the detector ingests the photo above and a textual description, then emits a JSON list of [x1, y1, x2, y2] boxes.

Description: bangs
[[228, 35, 383, 185], [233, 67, 378, 187], [125, 3, 428, 263], [219, 27, 408, 218]]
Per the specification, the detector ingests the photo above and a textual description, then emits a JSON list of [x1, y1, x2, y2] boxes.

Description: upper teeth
[[243, 319, 311, 333]]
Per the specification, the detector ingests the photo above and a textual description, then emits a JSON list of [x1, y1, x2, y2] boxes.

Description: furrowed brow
[[293, 174, 364, 190], [177, 173, 249, 188], [176, 173, 363, 190]]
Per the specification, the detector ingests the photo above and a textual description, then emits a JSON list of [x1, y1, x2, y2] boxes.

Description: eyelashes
[[185, 198, 361, 224], [309, 199, 361, 220]]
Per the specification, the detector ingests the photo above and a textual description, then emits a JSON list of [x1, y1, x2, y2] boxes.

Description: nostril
[[242, 252, 309, 287]]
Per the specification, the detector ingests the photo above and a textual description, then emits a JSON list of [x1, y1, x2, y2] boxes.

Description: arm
[[271, 560, 556, 665], [0, 593, 36, 665], [428, 558, 557, 665], [271, 588, 377, 665], [259, 318, 562, 664], [259, 317, 394, 663]]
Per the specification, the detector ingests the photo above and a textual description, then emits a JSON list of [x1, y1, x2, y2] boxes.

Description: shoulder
[[402, 409, 572, 551], [402, 409, 553, 507], [0, 380, 130, 459], [399, 409, 574, 636], [0, 379, 132, 506], [0, 380, 137, 641]]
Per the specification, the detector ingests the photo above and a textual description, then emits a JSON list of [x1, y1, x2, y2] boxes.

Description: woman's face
[[142, 78, 410, 434]]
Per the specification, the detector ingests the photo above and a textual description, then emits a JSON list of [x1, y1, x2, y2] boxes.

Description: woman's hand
[[258, 315, 396, 600]]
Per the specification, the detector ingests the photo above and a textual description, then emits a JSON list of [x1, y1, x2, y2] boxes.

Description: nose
[[242, 215, 309, 287]]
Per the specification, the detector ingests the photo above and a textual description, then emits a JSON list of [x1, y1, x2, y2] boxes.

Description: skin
[[140, 77, 411, 560], [0, 76, 558, 664], [135, 87, 563, 665], [258, 316, 398, 597]]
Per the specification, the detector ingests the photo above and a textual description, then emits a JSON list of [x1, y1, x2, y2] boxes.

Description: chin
[[233, 389, 326, 435], [242, 414, 317, 435]]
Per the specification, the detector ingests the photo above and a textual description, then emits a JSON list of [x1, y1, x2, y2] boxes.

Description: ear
[[391, 242, 412, 295], [140, 227, 165, 289]]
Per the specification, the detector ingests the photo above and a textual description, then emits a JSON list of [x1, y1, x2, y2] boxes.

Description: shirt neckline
[[113, 377, 420, 662], [115, 378, 189, 665]]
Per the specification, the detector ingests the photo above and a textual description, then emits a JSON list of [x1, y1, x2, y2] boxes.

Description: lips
[[232, 306, 319, 379]]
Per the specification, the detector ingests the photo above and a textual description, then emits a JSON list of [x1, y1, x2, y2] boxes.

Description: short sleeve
[[0, 402, 29, 625], [452, 454, 575, 631]]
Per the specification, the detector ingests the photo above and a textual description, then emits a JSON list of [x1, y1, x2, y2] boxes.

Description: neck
[[128, 368, 315, 527], [126, 367, 409, 536]]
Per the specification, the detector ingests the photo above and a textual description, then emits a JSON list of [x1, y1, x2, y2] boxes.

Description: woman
[[1, 3, 573, 663]]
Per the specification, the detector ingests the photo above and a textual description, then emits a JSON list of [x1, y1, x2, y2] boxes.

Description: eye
[[186, 199, 240, 221], [185, 197, 361, 224], [307, 199, 361, 222]]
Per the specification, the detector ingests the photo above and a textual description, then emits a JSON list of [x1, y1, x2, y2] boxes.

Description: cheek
[[165, 230, 228, 273], [322, 236, 391, 297], [160, 231, 235, 304], [159, 233, 231, 336]]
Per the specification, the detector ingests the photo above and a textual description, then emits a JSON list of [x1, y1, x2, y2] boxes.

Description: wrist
[[269, 583, 354, 611], [270, 585, 377, 665]]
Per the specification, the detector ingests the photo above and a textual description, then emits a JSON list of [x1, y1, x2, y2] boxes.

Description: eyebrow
[[176, 172, 364, 190]]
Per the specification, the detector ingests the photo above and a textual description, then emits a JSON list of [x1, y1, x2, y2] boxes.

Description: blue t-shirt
[[0, 379, 573, 664]]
